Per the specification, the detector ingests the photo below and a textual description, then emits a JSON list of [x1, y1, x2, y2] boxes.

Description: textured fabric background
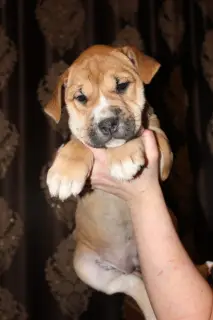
[[0, 0, 213, 319]]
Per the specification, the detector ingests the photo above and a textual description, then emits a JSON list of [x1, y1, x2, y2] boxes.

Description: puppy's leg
[[46, 139, 94, 200], [147, 110, 173, 181], [74, 244, 156, 320], [106, 137, 145, 181]]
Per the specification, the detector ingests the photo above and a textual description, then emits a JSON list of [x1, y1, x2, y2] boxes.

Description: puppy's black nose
[[98, 117, 119, 135]]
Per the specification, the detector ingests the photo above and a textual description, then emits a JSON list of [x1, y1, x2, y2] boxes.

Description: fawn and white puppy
[[44, 44, 175, 320]]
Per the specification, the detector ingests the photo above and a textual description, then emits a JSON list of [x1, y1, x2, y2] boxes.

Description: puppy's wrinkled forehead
[[68, 50, 134, 92]]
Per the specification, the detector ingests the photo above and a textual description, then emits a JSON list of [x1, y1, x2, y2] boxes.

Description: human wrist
[[126, 180, 162, 209]]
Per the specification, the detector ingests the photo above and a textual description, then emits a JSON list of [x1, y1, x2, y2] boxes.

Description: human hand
[[88, 130, 161, 205]]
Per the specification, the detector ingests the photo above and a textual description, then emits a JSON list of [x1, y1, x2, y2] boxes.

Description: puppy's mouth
[[87, 115, 138, 148]]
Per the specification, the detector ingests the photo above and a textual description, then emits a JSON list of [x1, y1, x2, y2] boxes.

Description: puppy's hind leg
[[107, 272, 156, 320], [73, 244, 156, 320]]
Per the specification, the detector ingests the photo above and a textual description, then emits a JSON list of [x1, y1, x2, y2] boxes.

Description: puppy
[[44, 45, 173, 320]]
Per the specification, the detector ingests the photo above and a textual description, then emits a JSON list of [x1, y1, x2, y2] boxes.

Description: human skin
[[88, 130, 213, 320]]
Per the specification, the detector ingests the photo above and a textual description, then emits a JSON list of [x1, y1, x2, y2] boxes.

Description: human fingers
[[142, 130, 159, 166]]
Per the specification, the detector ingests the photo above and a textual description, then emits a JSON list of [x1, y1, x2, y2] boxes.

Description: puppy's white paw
[[110, 152, 145, 181], [46, 171, 85, 200], [110, 160, 143, 181], [46, 155, 91, 200], [107, 137, 145, 181]]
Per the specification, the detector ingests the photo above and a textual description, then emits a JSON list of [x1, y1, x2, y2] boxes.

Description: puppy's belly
[[75, 190, 139, 273]]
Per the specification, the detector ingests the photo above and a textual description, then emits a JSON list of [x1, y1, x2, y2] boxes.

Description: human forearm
[[129, 184, 213, 320]]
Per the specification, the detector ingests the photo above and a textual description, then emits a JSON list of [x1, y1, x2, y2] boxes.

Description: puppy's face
[[45, 45, 160, 148]]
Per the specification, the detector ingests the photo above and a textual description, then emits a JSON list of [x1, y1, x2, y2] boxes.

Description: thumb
[[142, 129, 159, 163]]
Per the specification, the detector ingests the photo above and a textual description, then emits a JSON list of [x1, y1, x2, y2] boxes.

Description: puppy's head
[[45, 45, 160, 148]]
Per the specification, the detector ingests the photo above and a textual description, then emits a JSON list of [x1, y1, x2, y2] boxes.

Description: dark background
[[1, 0, 213, 319]]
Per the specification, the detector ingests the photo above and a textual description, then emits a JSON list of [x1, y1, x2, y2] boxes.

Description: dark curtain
[[1, 0, 213, 319]]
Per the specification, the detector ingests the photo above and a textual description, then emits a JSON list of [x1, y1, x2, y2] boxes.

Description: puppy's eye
[[75, 94, 88, 104], [116, 81, 130, 94]]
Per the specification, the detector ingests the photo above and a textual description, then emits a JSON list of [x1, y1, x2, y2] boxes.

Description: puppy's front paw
[[107, 138, 145, 181], [46, 146, 93, 201]]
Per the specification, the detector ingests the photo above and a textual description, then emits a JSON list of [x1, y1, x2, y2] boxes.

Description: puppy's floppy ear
[[44, 69, 69, 123], [119, 46, 161, 84]]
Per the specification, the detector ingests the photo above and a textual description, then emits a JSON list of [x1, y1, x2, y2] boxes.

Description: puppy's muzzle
[[88, 108, 137, 148], [98, 117, 119, 136]]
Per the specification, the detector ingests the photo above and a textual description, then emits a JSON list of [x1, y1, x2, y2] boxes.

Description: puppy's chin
[[105, 139, 126, 148], [83, 139, 126, 149], [82, 137, 127, 149]]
